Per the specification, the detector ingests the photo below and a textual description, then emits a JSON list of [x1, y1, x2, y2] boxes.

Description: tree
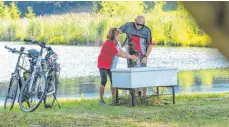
[[92, 1, 102, 13], [0, 1, 4, 18], [1, 4, 11, 19], [176, 2, 189, 17], [153, 1, 166, 13], [9, 2, 21, 19], [99, 1, 146, 17], [25, 6, 35, 19]]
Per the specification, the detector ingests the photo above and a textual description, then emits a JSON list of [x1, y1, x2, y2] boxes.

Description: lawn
[[1, 93, 229, 127]]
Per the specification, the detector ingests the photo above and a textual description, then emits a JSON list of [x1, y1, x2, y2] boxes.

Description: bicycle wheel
[[19, 71, 47, 112], [4, 76, 19, 111], [44, 70, 58, 108]]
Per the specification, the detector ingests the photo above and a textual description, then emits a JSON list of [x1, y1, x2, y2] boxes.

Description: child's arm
[[116, 49, 138, 61]]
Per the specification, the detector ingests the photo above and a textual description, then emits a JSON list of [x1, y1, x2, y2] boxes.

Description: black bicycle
[[19, 40, 48, 112], [19, 39, 60, 112], [4, 46, 29, 111], [43, 46, 61, 108]]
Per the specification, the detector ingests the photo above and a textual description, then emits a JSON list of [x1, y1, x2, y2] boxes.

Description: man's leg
[[140, 57, 147, 97], [111, 87, 116, 103], [142, 88, 147, 97]]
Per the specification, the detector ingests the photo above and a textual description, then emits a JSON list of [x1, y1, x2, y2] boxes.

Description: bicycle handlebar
[[24, 39, 46, 48], [5, 45, 27, 55]]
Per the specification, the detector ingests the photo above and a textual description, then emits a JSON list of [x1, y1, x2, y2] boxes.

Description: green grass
[[1, 93, 229, 127]]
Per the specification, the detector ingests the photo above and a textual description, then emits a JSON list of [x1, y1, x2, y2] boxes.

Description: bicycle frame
[[6, 46, 28, 90], [28, 47, 44, 93], [23, 39, 61, 109], [45, 54, 60, 95]]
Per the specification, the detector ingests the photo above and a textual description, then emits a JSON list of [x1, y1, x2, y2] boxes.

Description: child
[[97, 28, 138, 105]]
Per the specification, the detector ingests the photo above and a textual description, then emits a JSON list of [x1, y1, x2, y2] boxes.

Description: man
[[119, 15, 153, 96]]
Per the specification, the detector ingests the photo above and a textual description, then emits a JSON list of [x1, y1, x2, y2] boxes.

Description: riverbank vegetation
[[0, 1, 212, 47]]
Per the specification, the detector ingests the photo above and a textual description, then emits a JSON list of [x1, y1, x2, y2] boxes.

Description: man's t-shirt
[[97, 40, 119, 69], [119, 22, 153, 56]]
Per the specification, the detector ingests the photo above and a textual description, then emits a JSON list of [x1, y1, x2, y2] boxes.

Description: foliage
[[99, 1, 147, 17], [25, 6, 35, 19], [9, 2, 21, 20]]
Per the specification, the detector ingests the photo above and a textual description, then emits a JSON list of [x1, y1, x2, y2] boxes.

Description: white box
[[111, 67, 178, 88]]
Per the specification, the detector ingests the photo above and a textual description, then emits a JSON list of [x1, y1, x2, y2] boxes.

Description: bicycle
[[19, 40, 48, 112], [19, 39, 60, 112], [43, 46, 61, 108], [4, 46, 29, 111]]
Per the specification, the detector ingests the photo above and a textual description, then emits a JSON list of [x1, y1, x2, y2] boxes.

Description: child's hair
[[106, 28, 120, 41]]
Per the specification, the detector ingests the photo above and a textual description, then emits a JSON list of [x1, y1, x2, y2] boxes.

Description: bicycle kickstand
[[53, 94, 61, 108]]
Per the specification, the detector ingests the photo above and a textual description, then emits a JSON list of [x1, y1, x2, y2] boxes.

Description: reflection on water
[[58, 76, 100, 98], [0, 82, 8, 101], [0, 69, 228, 101], [179, 69, 229, 92]]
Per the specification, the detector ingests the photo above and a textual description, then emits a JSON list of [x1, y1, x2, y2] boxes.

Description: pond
[[0, 42, 229, 104]]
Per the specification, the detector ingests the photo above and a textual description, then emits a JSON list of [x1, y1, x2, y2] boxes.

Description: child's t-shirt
[[111, 41, 122, 69], [97, 40, 119, 69]]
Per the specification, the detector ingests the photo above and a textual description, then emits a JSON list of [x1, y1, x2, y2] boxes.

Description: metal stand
[[53, 94, 61, 108], [116, 86, 176, 106], [172, 86, 175, 104], [130, 88, 135, 106], [156, 87, 159, 96], [155, 86, 176, 104]]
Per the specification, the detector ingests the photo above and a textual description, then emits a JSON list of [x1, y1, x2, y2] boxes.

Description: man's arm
[[142, 45, 153, 64], [145, 45, 153, 58], [142, 29, 153, 64], [119, 22, 129, 34], [145, 29, 153, 57]]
